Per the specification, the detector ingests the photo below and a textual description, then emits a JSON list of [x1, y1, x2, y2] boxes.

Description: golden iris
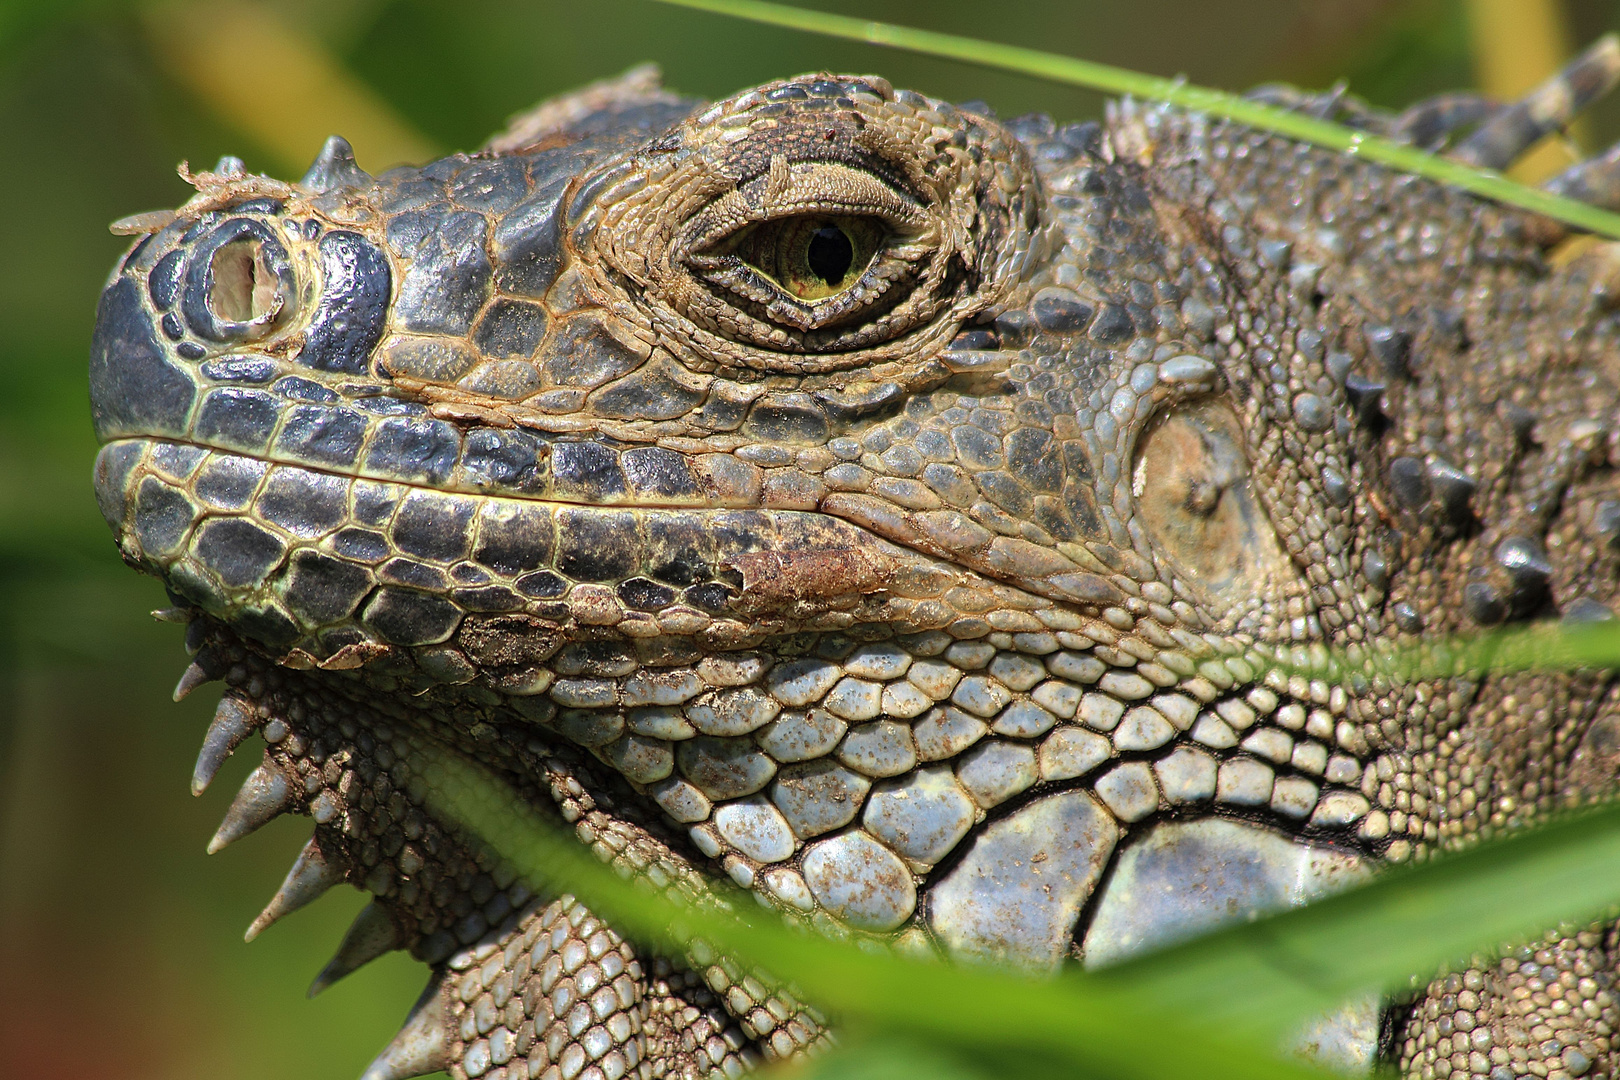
[[732, 215, 884, 301]]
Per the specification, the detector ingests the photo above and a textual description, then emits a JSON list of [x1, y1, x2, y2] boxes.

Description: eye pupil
[[806, 225, 853, 285]]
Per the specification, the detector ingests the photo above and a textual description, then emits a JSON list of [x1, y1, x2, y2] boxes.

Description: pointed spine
[[308, 900, 402, 997], [245, 836, 346, 942], [193, 696, 259, 796], [300, 135, 372, 194], [207, 759, 293, 854], [1426, 458, 1477, 527], [359, 974, 452, 1080], [173, 661, 218, 702]]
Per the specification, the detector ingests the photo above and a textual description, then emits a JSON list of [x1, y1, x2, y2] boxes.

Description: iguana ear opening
[[1131, 398, 1299, 609]]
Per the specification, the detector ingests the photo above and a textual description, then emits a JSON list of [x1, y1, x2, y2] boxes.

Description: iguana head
[[88, 62, 1620, 1079]]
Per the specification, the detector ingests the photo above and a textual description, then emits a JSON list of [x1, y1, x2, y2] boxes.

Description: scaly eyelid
[[680, 161, 927, 255]]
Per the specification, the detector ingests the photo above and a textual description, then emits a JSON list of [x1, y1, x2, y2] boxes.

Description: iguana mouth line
[[104, 432, 757, 514]]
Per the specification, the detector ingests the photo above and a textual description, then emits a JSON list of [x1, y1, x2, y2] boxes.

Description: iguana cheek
[[1131, 398, 1299, 607]]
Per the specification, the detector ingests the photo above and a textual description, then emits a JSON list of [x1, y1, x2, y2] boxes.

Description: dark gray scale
[[351, 481, 402, 529], [256, 468, 350, 539], [1495, 535, 1553, 613], [273, 376, 339, 403], [192, 517, 289, 590], [278, 549, 377, 626], [590, 359, 708, 421], [565, 98, 702, 138], [362, 415, 460, 486], [377, 337, 480, 382], [555, 507, 640, 583], [1593, 500, 1620, 550], [1425, 458, 1476, 527], [230, 603, 301, 648], [272, 403, 369, 470], [448, 156, 532, 216], [148, 249, 185, 310], [132, 475, 200, 559], [92, 441, 143, 531], [621, 447, 700, 501], [391, 490, 477, 564], [201, 356, 278, 384], [549, 440, 627, 502], [537, 314, 647, 389], [491, 174, 571, 299], [471, 500, 556, 578], [1362, 325, 1411, 380], [148, 441, 208, 482], [329, 527, 392, 564], [193, 388, 282, 455], [388, 210, 493, 337], [460, 427, 546, 494], [617, 577, 677, 612], [812, 382, 905, 425], [361, 587, 463, 647], [1463, 581, 1507, 626], [642, 514, 717, 588], [297, 231, 391, 375], [1342, 373, 1386, 426], [378, 558, 449, 592], [472, 298, 548, 359], [89, 278, 199, 440], [193, 455, 269, 512], [1031, 287, 1094, 332], [1387, 456, 1429, 511], [514, 570, 567, 599], [300, 136, 371, 195], [451, 585, 526, 613], [1087, 303, 1134, 344]]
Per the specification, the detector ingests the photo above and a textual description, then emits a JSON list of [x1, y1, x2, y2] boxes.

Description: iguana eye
[[678, 161, 932, 341], [1132, 399, 1297, 605], [730, 214, 884, 300], [579, 76, 1041, 371]]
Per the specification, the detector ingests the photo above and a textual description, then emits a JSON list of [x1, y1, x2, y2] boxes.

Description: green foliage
[[424, 738, 1620, 1079], [651, 0, 1620, 240]]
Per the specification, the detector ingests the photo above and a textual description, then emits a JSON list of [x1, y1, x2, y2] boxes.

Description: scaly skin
[[91, 55, 1620, 1080]]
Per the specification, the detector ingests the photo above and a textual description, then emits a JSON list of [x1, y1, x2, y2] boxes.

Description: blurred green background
[[1, 1, 1617, 1076]]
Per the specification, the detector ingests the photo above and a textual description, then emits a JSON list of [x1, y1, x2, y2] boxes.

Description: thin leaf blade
[[647, 0, 1620, 240]]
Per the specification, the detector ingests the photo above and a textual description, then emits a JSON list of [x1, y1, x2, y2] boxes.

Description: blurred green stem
[[649, 0, 1620, 240]]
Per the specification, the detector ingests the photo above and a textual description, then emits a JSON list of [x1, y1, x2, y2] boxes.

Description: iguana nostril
[[181, 217, 295, 343], [206, 238, 277, 324]]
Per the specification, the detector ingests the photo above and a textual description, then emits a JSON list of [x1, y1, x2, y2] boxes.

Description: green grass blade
[[787, 1037, 1002, 1080], [422, 750, 1620, 1078], [646, 0, 1620, 241], [1094, 802, 1620, 1041], [420, 751, 1335, 1080]]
